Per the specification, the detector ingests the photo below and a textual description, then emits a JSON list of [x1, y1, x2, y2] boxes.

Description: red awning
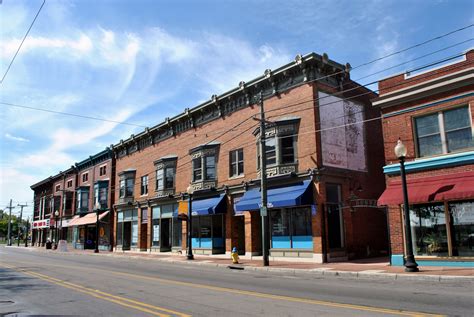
[[378, 171, 474, 206], [68, 211, 109, 226]]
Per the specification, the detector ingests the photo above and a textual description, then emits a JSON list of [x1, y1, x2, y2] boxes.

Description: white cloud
[[5, 133, 29, 142]]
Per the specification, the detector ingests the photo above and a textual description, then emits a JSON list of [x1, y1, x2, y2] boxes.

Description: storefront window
[[152, 206, 160, 247], [410, 204, 448, 256], [448, 201, 474, 257], [270, 207, 312, 249], [131, 221, 138, 246], [192, 214, 224, 249]]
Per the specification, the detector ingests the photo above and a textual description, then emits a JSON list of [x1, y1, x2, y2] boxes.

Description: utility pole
[[25, 216, 29, 247], [258, 93, 270, 267], [6, 199, 15, 246], [17, 203, 27, 247]]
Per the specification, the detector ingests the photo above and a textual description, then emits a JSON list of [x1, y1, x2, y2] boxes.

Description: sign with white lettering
[[32, 219, 50, 229]]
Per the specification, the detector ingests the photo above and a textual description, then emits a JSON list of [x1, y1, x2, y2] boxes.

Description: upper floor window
[[94, 181, 108, 209], [154, 156, 177, 196], [82, 172, 89, 183], [255, 118, 299, 170], [229, 149, 244, 177], [55, 185, 60, 192], [99, 165, 107, 176], [193, 155, 216, 181], [189, 143, 219, 190], [67, 179, 73, 188], [118, 170, 136, 198], [76, 187, 90, 213], [141, 175, 148, 195], [415, 106, 473, 157]]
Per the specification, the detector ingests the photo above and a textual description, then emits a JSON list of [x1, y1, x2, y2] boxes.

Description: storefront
[[115, 209, 138, 251], [32, 219, 51, 246], [379, 171, 474, 267], [151, 203, 182, 252], [235, 180, 315, 258], [69, 211, 110, 250], [190, 195, 227, 254]]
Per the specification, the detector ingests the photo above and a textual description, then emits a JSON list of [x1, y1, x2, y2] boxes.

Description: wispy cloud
[[5, 133, 30, 142]]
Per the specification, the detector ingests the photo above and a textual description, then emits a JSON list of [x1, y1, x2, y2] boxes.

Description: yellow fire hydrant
[[231, 247, 239, 264]]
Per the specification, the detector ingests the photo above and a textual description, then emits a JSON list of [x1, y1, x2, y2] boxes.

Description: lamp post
[[186, 185, 194, 260], [54, 210, 59, 249], [394, 139, 419, 272], [94, 202, 101, 253]]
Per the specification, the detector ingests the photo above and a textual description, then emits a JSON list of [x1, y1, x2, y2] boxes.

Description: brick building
[[31, 149, 115, 251], [112, 52, 388, 262], [375, 49, 474, 267], [68, 149, 115, 251]]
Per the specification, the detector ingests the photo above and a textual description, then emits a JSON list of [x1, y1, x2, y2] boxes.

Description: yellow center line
[[1, 259, 445, 317], [0, 263, 190, 317]]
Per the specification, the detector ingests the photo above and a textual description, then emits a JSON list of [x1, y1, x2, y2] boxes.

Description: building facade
[[68, 150, 115, 251], [375, 49, 474, 267], [111, 53, 388, 262]]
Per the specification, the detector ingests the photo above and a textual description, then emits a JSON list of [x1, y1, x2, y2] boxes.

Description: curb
[[4, 246, 473, 283]]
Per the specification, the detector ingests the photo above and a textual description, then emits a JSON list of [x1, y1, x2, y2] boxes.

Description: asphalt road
[[0, 247, 472, 317]]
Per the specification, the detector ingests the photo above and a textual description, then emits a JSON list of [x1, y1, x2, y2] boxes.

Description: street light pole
[[54, 210, 59, 249], [395, 139, 419, 273], [25, 217, 29, 247], [186, 185, 194, 260], [94, 203, 101, 253]]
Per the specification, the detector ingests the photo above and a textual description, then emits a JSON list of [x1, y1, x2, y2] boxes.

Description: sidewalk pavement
[[6, 245, 473, 282]]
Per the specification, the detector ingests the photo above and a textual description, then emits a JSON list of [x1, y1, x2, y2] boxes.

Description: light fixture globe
[[186, 184, 194, 195], [394, 139, 407, 159], [54, 210, 59, 217]]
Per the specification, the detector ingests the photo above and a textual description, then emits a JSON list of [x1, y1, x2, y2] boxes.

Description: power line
[[0, 0, 45, 85], [0, 102, 148, 128], [1, 24, 472, 128]]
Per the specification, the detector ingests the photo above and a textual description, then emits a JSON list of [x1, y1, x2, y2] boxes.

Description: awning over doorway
[[61, 215, 79, 227], [191, 195, 226, 216], [235, 180, 313, 213], [68, 211, 109, 226], [378, 171, 474, 206]]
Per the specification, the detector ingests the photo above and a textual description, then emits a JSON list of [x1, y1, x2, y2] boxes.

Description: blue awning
[[192, 194, 227, 216], [235, 180, 313, 213]]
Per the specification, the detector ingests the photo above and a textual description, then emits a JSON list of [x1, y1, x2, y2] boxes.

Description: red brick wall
[[379, 49, 474, 95], [114, 84, 318, 203]]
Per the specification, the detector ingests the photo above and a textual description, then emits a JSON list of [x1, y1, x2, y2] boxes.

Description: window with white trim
[[415, 106, 473, 157], [229, 148, 244, 177]]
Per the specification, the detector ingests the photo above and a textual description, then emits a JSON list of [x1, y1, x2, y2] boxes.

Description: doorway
[[235, 216, 245, 255], [123, 222, 131, 250], [85, 226, 96, 249], [160, 218, 171, 251], [326, 184, 344, 250]]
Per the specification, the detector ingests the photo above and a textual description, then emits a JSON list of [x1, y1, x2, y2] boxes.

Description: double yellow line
[[1, 261, 444, 317], [0, 263, 190, 317]]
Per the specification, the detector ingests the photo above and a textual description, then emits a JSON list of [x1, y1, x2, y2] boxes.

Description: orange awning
[[378, 171, 474, 206], [69, 211, 109, 226]]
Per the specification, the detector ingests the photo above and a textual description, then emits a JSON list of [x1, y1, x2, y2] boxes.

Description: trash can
[[45, 240, 52, 249]]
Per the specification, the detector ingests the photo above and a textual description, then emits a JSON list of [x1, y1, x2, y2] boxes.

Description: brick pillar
[[312, 181, 324, 263], [225, 194, 237, 253], [244, 211, 261, 255], [146, 207, 152, 251], [182, 219, 187, 251]]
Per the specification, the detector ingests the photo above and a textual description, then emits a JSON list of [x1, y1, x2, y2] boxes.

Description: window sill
[[228, 174, 245, 180]]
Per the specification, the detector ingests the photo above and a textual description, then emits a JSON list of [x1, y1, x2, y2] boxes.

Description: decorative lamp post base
[[404, 255, 419, 272], [186, 254, 194, 260]]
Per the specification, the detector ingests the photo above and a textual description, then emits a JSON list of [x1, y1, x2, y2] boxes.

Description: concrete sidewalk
[[7, 245, 474, 282]]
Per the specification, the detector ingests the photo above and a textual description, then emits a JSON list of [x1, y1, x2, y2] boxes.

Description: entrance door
[[326, 184, 344, 250], [235, 216, 245, 255], [160, 218, 171, 251], [85, 226, 96, 249], [123, 222, 131, 250]]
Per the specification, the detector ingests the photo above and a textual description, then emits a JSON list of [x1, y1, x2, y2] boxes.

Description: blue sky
[[1, 0, 473, 217]]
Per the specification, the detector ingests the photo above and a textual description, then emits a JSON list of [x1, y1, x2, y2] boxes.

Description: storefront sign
[[153, 225, 160, 242], [178, 201, 188, 214], [32, 219, 50, 229]]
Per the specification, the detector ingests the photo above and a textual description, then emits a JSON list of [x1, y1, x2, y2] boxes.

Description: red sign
[[32, 219, 50, 229]]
